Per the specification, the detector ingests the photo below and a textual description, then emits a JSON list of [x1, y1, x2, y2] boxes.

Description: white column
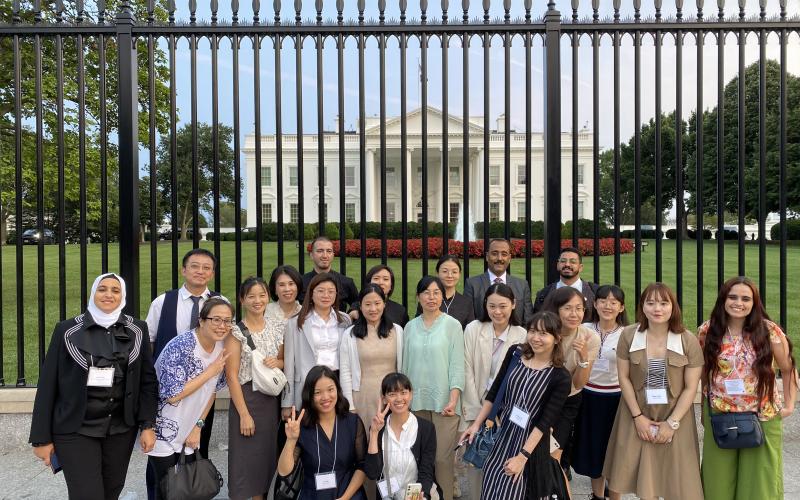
[[365, 148, 375, 221]]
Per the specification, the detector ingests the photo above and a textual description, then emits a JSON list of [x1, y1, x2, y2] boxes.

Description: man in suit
[[463, 238, 535, 326], [533, 246, 598, 322], [297, 236, 359, 310], [144, 248, 226, 499]]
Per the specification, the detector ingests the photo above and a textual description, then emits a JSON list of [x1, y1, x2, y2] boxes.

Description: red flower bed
[[307, 238, 634, 259]]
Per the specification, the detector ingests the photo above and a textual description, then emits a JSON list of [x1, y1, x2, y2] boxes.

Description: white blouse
[[383, 413, 420, 500]]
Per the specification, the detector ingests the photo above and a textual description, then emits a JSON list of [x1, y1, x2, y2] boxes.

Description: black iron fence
[[1, 0, 798, 385]]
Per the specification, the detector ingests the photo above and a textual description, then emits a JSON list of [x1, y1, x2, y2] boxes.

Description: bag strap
[[237, 321, 257, 351], [486, 347, 522, 422]]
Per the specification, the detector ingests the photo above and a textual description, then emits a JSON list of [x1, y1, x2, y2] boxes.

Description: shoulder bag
[[462, 347, 522, 469], [159, 446, 223, 500], [239, 322, 288, 397], [273, 449, 304, 500], [707, 390, 764, 449]]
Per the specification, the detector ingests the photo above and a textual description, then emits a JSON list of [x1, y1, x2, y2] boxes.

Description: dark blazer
[[463, 273, 535, 326], [29, 314, 158, 444], [299, 269, 359, 310], [533, 279, 598, 323], [364, 416, 440, 498]]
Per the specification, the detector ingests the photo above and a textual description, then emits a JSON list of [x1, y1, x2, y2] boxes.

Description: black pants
[[147, 452, 198, 500], [52, 427, 138, 500], [146, 403, 215, 500]]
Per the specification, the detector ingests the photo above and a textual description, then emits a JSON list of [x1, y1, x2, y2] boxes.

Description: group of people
[[29, 236, 796, 500]]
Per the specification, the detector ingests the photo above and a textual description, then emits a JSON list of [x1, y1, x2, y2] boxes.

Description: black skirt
[[570, 388, 621, 479]]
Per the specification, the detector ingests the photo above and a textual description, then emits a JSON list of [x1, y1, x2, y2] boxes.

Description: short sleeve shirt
[[560, 324, 601, 395], [698, 319, 785, 420]]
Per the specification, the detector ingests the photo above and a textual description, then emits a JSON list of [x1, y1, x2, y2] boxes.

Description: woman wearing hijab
[[30, 273, 158, 500]]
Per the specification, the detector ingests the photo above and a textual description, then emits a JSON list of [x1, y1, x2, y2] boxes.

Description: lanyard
[[316, 419, 338, 475], [441, 295, 455, 314], [491, 326, 509, 357]]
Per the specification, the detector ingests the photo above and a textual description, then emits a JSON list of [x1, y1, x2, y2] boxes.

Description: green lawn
[[2, 240, 797, 385]]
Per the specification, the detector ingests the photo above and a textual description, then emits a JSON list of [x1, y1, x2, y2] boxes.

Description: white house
[[244, 106, 594, 227]]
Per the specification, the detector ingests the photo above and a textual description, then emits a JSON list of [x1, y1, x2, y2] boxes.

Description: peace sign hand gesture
[[369, 397, 390, 436], [285, 406, 305, 442]]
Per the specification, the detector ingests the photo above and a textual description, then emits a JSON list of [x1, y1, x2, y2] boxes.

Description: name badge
[[314, 471, 337, 491], [377, 477, 401, 499], [87, 366, 115, 387], [724, 378, 747, 395], [593, 358, 610, 372], [509, 405, 530, 428], [646, 388, 668, 405]]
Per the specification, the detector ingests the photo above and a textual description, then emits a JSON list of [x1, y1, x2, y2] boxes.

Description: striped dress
[[480, 362, 554, 500]]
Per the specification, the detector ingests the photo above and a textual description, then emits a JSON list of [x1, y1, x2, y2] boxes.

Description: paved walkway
[[3, 407, 798, 499]]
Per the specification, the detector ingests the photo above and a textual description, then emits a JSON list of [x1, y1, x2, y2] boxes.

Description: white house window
[[386, 166, 396, 187], [345, 203, 356, 222], [489, 202, 500, 222], [290, 203, 299, 223], [449, 166, 460, 186], [262, 203, 272, 222], [289, 166, 298, 187], [345, 166, 356, 187], [516, 165, 526, 185], [449, 202, 460, 224], [577, 164, 585, 185], [578, 201, 585, 219], [517, 201, 526, 222], [489, 165, 500, 186], [261, 166, 272, 187]]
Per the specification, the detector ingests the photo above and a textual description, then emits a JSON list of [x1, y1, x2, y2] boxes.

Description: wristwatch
[[195, 419, 205, 429], [577, 359, 590, 369], [667, 417, 680, 430]]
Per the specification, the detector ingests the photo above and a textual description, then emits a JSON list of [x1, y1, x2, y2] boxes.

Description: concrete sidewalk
[[2, 407, 798, 499]]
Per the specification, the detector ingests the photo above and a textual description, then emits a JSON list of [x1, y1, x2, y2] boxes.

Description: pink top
[[697, 319, 785, 420]]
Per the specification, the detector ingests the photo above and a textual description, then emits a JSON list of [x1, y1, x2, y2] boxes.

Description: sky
[[135, 0, 800, 216]]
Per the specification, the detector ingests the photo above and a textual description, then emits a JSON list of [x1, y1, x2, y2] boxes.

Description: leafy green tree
[[155, 123, 238, 240], [686, 60, 800, 218], [597, 111, 690, 226], [0, 0, 172, 244]]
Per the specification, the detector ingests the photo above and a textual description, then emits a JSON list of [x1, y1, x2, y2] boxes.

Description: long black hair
[[350, 284, 394, 340], [300, 365, 350, 426]]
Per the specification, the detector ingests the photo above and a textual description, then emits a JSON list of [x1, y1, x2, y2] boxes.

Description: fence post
[[543, 5, 561, 285], [117, 2, 140, 316]]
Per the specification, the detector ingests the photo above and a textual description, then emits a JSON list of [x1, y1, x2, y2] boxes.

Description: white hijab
[[86, 273, 127, 329]]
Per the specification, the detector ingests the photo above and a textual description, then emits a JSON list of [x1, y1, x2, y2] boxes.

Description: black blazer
[[364, 416, 440, 498], [533, 280, 598, 323], [29, 314, 158, 444]]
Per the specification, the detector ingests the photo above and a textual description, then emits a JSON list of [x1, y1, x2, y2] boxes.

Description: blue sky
[[139, 0, 800, 213]]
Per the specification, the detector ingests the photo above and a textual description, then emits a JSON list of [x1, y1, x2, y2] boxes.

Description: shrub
[[770, 219, 800, 240], [715, 228, 739, 240], [687, 228, 712, 240], [562, 219, 614, 238], [621, 229, 661, 239]]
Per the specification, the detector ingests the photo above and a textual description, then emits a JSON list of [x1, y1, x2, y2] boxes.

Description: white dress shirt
[[309, 310, 342, 370], [384, 413, 420, 500], [146, 285, 220, 343], [487, 270, 507, 285], [556, 277, 584, 293]]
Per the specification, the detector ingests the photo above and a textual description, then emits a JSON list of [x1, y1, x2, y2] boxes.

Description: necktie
[[494, 277, 503, 284], [189, 296, 202, 330]]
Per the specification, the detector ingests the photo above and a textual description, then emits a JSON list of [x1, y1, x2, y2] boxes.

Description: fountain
[[453, 204, 477, 242]]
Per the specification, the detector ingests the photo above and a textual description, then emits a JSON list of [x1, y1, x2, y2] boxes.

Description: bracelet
[[519, 449, 531, 459], [631, 413, 643, 419]]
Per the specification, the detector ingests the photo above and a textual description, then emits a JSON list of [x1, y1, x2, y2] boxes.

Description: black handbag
[[707, 392, 764, 449], [159, 446, 223, 500], [462, 347, 522, 469], [273, 458, 304, 500]]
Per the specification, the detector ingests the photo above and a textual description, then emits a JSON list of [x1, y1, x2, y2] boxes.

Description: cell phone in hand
[[50, 453, 62, 474], [404, 483, 422, 500]]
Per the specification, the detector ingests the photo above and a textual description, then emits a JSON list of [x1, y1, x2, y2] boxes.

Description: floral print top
[[697, 319, 785, 420]]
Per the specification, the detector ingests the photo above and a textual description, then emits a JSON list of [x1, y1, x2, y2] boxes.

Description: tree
[[0, 1, 172, 244], [597, 111, 691, 226], [218, 201, 246, 228], [686, 60, 800, 218], [155, 123, 238, 240]]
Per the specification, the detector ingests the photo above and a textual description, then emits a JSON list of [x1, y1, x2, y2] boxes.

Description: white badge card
[[315, 472, 337, 491], [593, 358, 610, 372], [724, 378, 747, 395], [378, 477, 401, 500], [87, 366, 115, 387], [646, 388, 668, 405], [509, 406, 530, 428]]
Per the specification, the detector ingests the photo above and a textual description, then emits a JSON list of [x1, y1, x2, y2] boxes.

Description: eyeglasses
[[187, 262, 213, 272], [596, 298, 621, 307], [204, 317, 234, 328], [559, 305, 586, 314], [558, 258, 580, 265], [420, 289, 443, 298]]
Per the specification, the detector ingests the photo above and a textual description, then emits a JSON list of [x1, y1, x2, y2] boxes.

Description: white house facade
[[244, 107, 594, 227]]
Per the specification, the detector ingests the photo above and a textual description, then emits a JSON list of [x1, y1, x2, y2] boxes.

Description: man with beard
[[297, 236, 359, 310], [463, 238, 534, 326], [533, 246, 598, 322]]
